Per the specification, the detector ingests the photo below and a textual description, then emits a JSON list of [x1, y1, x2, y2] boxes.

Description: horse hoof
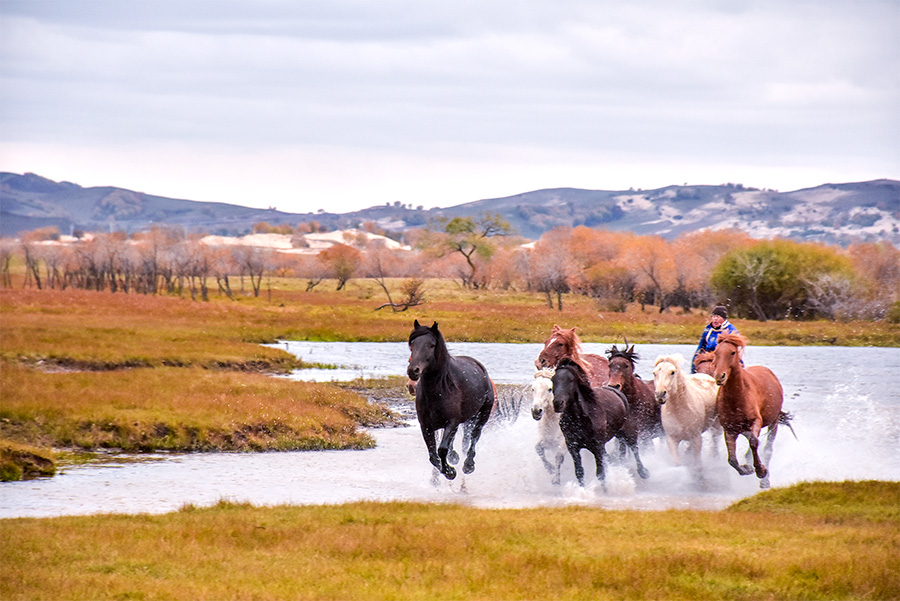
[[756, 465, 768, 479], [638, 467, 650, 480], [447, 450, 460, 465], [737, 465, 754, 476], [444, 466, 457, 480], [759, 478, 770, 489], [463, 459, 475, 474]]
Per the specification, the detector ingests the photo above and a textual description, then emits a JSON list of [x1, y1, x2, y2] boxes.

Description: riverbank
[[1, 480, 897, 600], [1, 284, 897, 480]]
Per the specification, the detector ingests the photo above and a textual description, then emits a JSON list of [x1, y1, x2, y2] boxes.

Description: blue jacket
[[691, 320, 739, 372]]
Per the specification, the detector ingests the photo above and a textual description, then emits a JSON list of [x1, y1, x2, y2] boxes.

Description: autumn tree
[[419, 213, 513, 289], [670, 229, 754, 311], [617, 235, 677, 311], [528, 227, 578, 310], [317, 243, 362, 290]]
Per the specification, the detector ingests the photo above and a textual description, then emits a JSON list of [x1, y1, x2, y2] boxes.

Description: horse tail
[[778, 411, 798, 440]]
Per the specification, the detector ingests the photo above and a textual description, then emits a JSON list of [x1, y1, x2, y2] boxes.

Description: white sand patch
[[616, 194, 654, 211]]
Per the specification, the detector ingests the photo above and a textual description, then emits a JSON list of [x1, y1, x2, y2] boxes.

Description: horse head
[[712, 333, 749, 386], [550, 359, 585, 414], [693, 351, 716, 376], [652, 354, 684, 404], [531, 367, 556, 420], [606, 343, 640, 391], [536, 325, 581, 370], [407, 320, 445, 381]]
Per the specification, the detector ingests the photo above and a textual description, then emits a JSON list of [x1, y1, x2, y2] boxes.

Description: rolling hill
[[1, 172, 897, 246]]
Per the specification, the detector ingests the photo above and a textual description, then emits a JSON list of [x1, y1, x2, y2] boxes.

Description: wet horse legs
[[462, 400, 492, 475]]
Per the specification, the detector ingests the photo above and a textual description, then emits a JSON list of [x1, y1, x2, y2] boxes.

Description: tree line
[[2, 215, 898, 322]]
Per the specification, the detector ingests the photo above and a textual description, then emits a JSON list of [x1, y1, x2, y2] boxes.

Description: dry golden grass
[[0, 481, 896, 600], [0, 361, 394, 452]]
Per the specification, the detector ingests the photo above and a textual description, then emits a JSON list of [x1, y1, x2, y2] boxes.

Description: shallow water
[[1, 343, 897, 518]]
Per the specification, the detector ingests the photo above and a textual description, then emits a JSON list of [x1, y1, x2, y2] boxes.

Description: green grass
[[0, 481, 896, 600]]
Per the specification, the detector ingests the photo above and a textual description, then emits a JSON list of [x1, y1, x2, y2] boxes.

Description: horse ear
[[551, 324, 561, 333], [431, 321, 439, 332], [414, 319, 421, 329]]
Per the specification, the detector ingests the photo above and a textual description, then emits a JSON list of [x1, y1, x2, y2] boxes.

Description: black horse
[[407, 320, 494, 480], [551, 358, 649, 487]]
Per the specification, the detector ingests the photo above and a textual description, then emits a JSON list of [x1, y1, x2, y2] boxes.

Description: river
[[1, 342, 897, 518]]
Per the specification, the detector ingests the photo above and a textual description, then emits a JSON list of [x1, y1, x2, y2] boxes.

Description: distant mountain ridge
[[1, 172, 897, 246]]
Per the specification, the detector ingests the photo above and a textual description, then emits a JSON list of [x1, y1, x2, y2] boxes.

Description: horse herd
[[406, 320, 795, 491]]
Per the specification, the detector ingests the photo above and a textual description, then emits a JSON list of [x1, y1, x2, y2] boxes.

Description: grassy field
[[1, 282, 898, 479], [1, 481, 897, 600]]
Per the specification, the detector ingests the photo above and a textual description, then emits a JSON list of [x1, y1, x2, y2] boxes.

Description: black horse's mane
[[556, 358, 598, 404]]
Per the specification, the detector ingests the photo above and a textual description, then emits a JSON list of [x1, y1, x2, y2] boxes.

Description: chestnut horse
[[535, 325, 609, 389], [605, 343, 664, 453], [692, 351, 716, 376], [712, 333, 795, 489], [407, 320, 494, 480]]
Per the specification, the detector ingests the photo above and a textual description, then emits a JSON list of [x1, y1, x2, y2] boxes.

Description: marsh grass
[[0, 481, 896, 600], [0, 439, 55, 481], [0, 362, 396, 452], [1, 285, 896, 476]]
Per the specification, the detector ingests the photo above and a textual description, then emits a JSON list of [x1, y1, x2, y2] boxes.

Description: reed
[[0, 481, 896, 600]]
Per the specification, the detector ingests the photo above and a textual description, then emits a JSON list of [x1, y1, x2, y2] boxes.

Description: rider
[[691, 305, 739, 373]]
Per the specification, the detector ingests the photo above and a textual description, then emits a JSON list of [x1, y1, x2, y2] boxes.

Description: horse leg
[[437, 423, 459, 480], [553, 451, 565, 486], [724, 430, 754, 476], [743, 429, 767, 481], [535, 441, 556, 475], [448, 423, 468, 466], [462, 399, 492, 475], [628, 440, 650, 480], [666, 435, 682, 466], [757, 423, 778, 489], [568, 444, 585, 486], [686, 434, 703, 468], [620, 431, 650, 479], [593, 446, 608, 492], [420, 423, 442, 471]]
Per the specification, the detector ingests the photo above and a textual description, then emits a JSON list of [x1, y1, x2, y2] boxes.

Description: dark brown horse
[[712, 333, 794, 489], [692, 351, 716, 376], [535, 325, 609, 389], [550, 358, 640, 487], [606, 343, 664, 457], [407, 320, 494, 480]]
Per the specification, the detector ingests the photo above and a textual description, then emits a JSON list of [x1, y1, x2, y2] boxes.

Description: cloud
[[1, 0, 897, 213]]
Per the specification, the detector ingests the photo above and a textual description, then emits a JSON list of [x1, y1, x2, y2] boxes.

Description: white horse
[[652, 354, 721, 470], [531, 367, 566, 485]]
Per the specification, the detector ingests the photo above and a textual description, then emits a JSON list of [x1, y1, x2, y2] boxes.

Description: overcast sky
[[1, 1, 898, 214]]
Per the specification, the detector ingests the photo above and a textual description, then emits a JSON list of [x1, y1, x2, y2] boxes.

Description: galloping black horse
[[407, 320, 494, 480], [551, 358, 647, 486]]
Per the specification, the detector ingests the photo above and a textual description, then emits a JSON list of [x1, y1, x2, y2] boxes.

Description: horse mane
[[718, 333, 749, 349], [534, 367, 556, 379], [553, 326, 594, 375], [654, 354, 684, 369], [557, 358, 597, 403], [606, 343, 640, 365]]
